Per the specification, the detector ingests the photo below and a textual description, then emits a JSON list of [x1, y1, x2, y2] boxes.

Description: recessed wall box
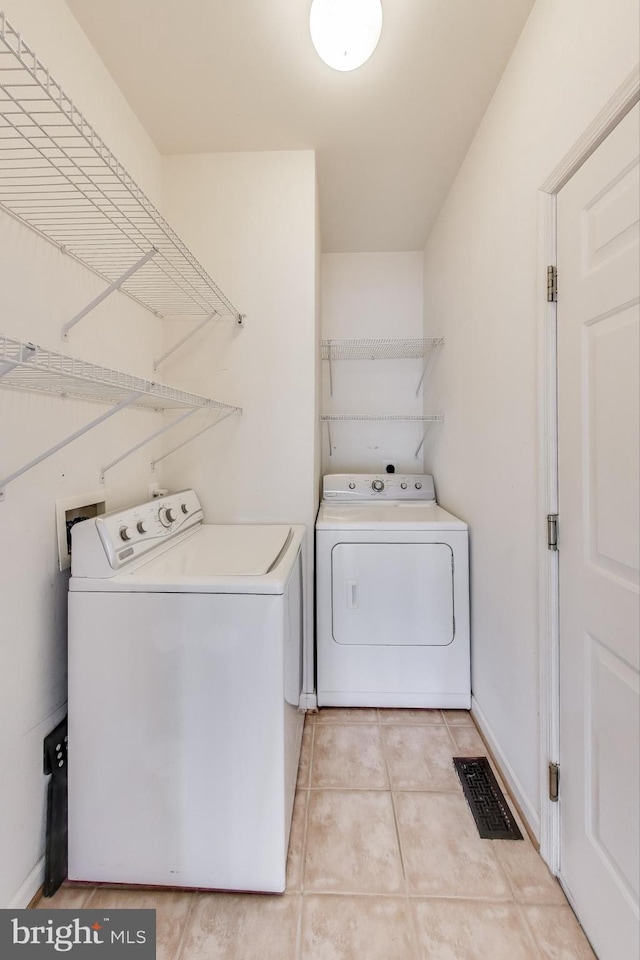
[[56, 490, 107, 571]]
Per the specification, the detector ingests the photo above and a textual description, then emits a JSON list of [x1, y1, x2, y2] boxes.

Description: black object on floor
[[43, 716, 68, 897], [453, 756, 523, 840]]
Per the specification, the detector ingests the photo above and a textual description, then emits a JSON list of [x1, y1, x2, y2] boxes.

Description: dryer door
[[331, 542, 454, 646]]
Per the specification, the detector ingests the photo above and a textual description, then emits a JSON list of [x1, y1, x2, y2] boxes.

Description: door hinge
[[547, 514, 558, 551], [549, 762, 560, 802], [547, 265, 558, 302]]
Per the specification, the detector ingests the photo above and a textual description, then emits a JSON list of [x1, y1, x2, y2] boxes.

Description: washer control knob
[[181, 503, 189, 514], [348, 482, 356, 490], [159, 506, 176, 526], [400, 482, 408, 490], [372, 479, 385, 492], [136, 521, 147, 534], [119, 525, 133, 542], [415, 481, 422, 490]]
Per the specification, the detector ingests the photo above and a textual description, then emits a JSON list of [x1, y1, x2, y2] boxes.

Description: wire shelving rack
[[0, 13, 243, 333], [321, 337, 443, 396], [320, 414, 444, 460], [0, 334, 241, 498], [321, 338, 442, 361]]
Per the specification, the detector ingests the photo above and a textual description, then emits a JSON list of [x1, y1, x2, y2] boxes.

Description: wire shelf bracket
[[0, 392, 140, 500], [320, 414, 444, 459], [0, 334, 241, 499], [0, 14, 243, 327], [62, 247, 158, 341], [151, 410, 234, 470], [100, 406, 200, 481], [153, 311, 218, 371]]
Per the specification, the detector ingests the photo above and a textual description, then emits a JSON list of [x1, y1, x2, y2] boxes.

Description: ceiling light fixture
[[310, 0, 383, 72]]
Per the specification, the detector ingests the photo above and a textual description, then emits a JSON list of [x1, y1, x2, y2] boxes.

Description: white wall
[[160, 151, 319, 697], [422, 0, 640, 833], [0, 0, 164, 907], [321, 253, 428, 474]]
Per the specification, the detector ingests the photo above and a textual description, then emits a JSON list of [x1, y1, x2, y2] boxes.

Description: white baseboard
[[299, 692, 318, 711], [471, 696, 541, 841], [8, 856, 44, 909]]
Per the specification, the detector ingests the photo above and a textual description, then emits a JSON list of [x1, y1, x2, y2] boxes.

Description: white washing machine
[[68, 489, 305, 893], [316, 474, 470, 708]]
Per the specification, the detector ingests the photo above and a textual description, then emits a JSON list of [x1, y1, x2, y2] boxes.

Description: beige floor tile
[[442, 709, 475, 726], [36, 884, 95, 909], [413, 898, 539, 960], [523, 904, 598, 960], [494, 840, 566, 905], [297, 722, 314, 788], [382, 724, 459, 791], [449, 724, 487, 756], [315, 708, 379, 723], [286, 789, 308, 892], [395, 792, 511, 899], [179, 892, 300, 960], [301, 894, 418, 960], [312, 723, 388, 789], [379, 708, 444, 724], [85, 888, 193, 960], [305, 790, 404, 895]]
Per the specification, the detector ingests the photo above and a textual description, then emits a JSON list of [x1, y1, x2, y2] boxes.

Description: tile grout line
[[513, 900, 548, 960], [173, 892, 199, 960], [376, 710, 423, 960], [299, 715, 315, 896]]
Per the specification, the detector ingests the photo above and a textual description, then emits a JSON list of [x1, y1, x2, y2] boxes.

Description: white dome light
[[310, 0, 383, 72]]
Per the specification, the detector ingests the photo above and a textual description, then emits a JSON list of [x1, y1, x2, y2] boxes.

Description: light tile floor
[[40, 709, 597, 959]]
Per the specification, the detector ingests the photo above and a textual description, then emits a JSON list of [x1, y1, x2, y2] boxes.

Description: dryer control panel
[[322, 474, 436, 501]]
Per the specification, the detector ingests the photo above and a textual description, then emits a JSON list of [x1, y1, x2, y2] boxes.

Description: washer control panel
[[322, 474, 436, 501], [71, 489, 204, 575]]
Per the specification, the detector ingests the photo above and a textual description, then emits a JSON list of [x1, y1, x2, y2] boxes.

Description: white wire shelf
[[320, 414, 443, 460], [321, 338, 443, 360], [0, 14, 242, 323], [0, 334, 241, 498], [0, 335, 241, 413], [321, 415, 443, 422]]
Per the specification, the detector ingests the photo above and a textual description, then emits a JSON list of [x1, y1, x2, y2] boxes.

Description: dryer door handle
[[347, 580, 359, 609]]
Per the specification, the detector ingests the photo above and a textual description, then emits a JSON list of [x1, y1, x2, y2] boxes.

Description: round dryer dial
[[371, 479, 385, 492], [158, 506, 176, 527]]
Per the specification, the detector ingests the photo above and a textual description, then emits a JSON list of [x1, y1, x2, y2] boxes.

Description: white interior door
[[557, 102, 640, 960]]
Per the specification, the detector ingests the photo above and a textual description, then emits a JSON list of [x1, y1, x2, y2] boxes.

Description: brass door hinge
[[549, 762, 560, 802]]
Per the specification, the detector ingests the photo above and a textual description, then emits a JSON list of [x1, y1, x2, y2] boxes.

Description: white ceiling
[[65, 0, 535, 252]]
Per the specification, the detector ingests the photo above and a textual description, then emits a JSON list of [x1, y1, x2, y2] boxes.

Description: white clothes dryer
[[316, 474, 470, 708], [68, 489, 305, 893]]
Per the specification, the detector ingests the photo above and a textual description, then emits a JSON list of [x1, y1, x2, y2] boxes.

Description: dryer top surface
[[316, 501, 467, 531]]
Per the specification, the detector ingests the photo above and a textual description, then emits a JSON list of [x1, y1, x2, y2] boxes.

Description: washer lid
[[69, 524, 305, 594], [316, 501, 467, 531], [134, 524, 293, 578]]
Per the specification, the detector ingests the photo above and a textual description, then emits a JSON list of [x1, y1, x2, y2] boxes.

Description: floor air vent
[[453, 757, 523, 841]]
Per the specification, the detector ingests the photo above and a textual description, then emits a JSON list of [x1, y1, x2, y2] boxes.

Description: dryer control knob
[[136, 521, 147, 534], [371, 479, 385, 492], [119, 525, 133, 542], [415, 481, 422, 489], [348, 482, 356, 490], [159, 506, 176, 526], [181, 503, 189, 514], [400, 482, 407, 489]]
